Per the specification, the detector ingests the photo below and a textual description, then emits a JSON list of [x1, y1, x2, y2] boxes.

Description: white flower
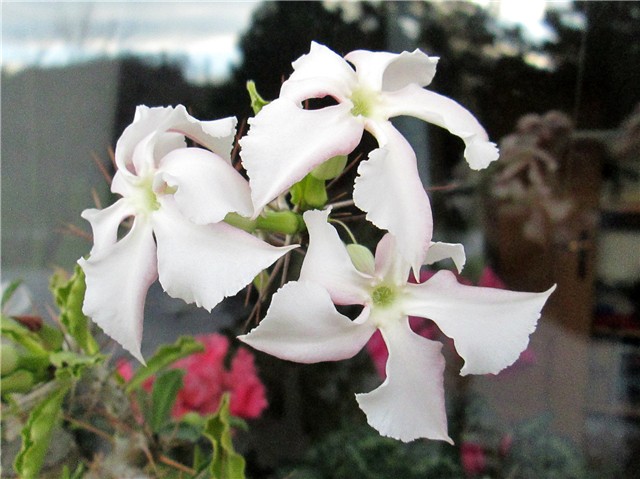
[[239, 209, 554, 442], [79, 105, 295, 363], [240, 42, 499, 272]]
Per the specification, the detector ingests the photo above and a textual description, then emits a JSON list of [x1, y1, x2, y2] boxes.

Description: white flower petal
[[152, 198, 296, 311], [382, 84, 499, 170], [356, 317, 451, 443], [159, 147, 254, 224], [81, 199, 137, 256], [300, 209, 371, 305], [372, 234, 412, 286], [282, 41, 357, 102], [403, 270, 556, 375], [79, 217, 157, 364], [353, 125, 432, 273], [424, 242, 466, 273], [241, 99, 363, 214], [345, 48, 438, 91], [239, 281, 376, 363]]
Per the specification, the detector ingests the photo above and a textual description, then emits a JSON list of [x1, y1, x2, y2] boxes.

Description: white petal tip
[[465, 140, 499, 170]]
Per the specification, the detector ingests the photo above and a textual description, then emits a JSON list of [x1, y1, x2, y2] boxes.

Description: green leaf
[[50, 265, 99, 355], [50, 351, 104, 379], [13, 382, 70, 479], [1, 314, 48, 355], [1, 279, 23, 309], [150, 369, 184, 432], [126, 336, 204, 393], [203, 393, 246, 479], [290, 174, 328, 211], [246, 80, 269, 114]]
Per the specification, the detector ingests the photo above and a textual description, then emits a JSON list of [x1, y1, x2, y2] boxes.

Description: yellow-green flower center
[[372, 285, 395, 307], [136, 176, 161, 212], [350, 87, 375, 117]]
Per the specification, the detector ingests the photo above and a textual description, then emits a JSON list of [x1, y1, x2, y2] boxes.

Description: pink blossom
[[461, 441, 487, 476]]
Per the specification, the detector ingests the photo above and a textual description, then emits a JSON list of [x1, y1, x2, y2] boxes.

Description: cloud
[[2, 1, 260, 82]]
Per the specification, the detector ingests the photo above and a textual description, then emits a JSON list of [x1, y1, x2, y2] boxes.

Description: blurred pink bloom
[[172, 334, 268, 419], [461, 441, 487, 476], [118, 334, 268, 420]]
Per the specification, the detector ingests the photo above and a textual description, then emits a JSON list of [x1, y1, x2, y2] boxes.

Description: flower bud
[[346, 243, 375, 275], [310, 155, 348, 180]]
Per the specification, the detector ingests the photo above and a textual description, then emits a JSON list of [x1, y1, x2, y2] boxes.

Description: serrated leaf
[[204, 393, 246, 479], [13, 382, 70, 479], [50, 265, 100, 355], [151, 369, 184, 432], [126, 336, 204, 393]]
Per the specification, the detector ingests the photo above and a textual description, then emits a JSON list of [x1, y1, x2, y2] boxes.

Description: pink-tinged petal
[[354, 125, 432, 273], [356, 317, 451, 443], [152, 198, 296, 311], [345, 48, 438, 91], [159, 147, 254, 224], [382, 84, 499, 170], [239, 281, 376, 363], [424, 242, 466, 273], [79, 217, 157, 364], [300, 209, 371, 305], [240, 99, 363, 214], [81, 199, 137, 257], [281, 41, 357, 102], [403, 270, 556, 375]]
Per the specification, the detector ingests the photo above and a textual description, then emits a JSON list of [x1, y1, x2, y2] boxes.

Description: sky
[[2, 1, 566, 84]]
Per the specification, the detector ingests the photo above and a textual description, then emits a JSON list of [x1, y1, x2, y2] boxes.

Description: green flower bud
[[1, 369, 34, 394], [256, 211, 305, 235], [346, 244, 375, 275], [1, 343, 19, 376]]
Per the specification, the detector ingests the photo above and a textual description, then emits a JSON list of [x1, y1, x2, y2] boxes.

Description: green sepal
[[13, 382, 71, 479], [204, 393, 246, 479], [290, 174, 328, 211], [150, 368, 185, 433], [311, 155, 348, 180], [255, 210, 305, 235], [246, 80, 269, 115], [50, 265, 99, 355], [126, 336, 204, 393]]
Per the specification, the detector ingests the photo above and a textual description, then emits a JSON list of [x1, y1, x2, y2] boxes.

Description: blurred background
[[2, 1, 639, 477]]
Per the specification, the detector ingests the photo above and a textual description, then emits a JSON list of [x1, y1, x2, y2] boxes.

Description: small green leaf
[[14, 382, 70, 479], [50, 351, 104, 379], [1, 314, 48, 355], [246, 80, 269, 114], [150, 369, 184, 432], [204, 393, 246, 479], [50, 265, 99, 355], [126, 336, 204, 393], [1, 279, 23, 309], [290, 174, 328, 211]]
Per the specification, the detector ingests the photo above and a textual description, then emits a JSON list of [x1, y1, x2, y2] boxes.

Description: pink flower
[[172, 334, 268, 420], [461, 441, 487, 476], [118, 334, 268, 420]]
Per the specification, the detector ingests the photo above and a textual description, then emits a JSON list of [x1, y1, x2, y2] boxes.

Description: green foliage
[[203, 393, 246, 479], [310, 155, 348, 181], [13, 382, 71, 479], [1, 279, 23, 309], [278, 423, 462, 479], [150, 369, 185, 433], [50, 265, 99, 355], [246, 80, 269, 114], [125, 336, 204, 393]]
